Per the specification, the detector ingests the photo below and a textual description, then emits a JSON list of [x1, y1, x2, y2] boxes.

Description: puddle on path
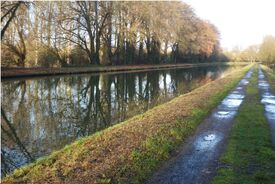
[[266, 104, 275, 114], [259, 82, 270, 88], [226, 94, 245, 99], [236, 86, 243, 90], [258, 67, 275, 147], [222, 98, 243, 108], [204, 134, 216, 141], [148, 68, 254, 184], [214, 110, 236, 119], [266, 113, 275, 121], [195, 133, 221, 151], [240, 79, 249, 85]]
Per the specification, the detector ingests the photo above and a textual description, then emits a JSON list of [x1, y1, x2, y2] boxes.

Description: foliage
[[36, 46, 60, 67], [69, 46, 90, 66], [259, 36, 275, 64]]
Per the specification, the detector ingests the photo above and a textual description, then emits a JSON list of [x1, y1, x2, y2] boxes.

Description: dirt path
[[258, 67, 275, 146], [147, 69, 254, 184]]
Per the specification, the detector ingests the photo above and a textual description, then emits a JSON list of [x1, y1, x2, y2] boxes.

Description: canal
[[1, 64, 243, 176]]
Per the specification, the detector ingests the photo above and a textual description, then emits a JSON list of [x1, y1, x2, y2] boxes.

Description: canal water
[[1, 65, 242, 176]]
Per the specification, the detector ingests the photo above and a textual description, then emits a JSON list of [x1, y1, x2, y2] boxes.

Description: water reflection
[[195, 132, 221, 151], [214, 110, 236, 119], [1, 65, 237, 176]]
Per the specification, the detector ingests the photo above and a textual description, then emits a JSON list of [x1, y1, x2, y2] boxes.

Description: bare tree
[[1, 1, 222, 67], [1, 1, 23, 39]]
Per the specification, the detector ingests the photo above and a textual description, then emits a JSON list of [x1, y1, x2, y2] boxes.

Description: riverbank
[[2, 64, 252, 184], [213, 66, 275, 184], [1, 62, 246, 79]]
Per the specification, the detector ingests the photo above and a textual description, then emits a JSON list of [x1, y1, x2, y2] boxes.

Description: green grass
[[3, 65, 252, 184], [213, 66, 275, 184]]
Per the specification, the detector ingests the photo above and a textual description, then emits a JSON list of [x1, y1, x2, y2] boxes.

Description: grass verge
[[3, 65, 252, 184], [213, 66, 275, 184]]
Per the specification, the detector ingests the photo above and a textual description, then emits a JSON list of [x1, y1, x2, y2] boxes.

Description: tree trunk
[[164, 39, 168, 63], [94, 1, 100, 65], [107, 2, 113, 63], [47, 3, 53, 47], [146, 33, 151, 62]]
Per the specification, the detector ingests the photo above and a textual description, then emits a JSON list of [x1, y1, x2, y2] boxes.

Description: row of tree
[[1, 1, 222, 67], [224, 35, 275, 65]]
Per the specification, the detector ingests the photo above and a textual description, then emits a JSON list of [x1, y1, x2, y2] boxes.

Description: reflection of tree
[[45, 78, 61, 143], [1, 108, 34, 175], [115, 74, 127, 121], [81, 76, 100, 135], [99, 74, 111, 127], [138, 75, 144, 100], [149, 72, 160, 105], [163, 72, 167, 96], [127, 74, 135, 100], [77, 75, 112, 136]]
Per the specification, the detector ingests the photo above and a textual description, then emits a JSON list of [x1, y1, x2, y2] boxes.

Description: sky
[[184, 0, 275, 50]]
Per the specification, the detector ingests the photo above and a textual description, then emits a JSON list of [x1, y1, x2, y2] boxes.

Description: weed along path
[[258, 67, 275, 146], [147, 68, 254, 184]]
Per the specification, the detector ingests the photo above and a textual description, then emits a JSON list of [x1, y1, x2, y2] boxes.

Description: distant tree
[[223, 35, 275, 64], [240, 45, 259, 62], [259, 35, 275, 64]]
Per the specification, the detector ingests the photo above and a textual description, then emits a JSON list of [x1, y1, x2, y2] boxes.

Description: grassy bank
[[1, 62, 247, 79], [3, 65, 252, 184], [213, 66, 275, 184]]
